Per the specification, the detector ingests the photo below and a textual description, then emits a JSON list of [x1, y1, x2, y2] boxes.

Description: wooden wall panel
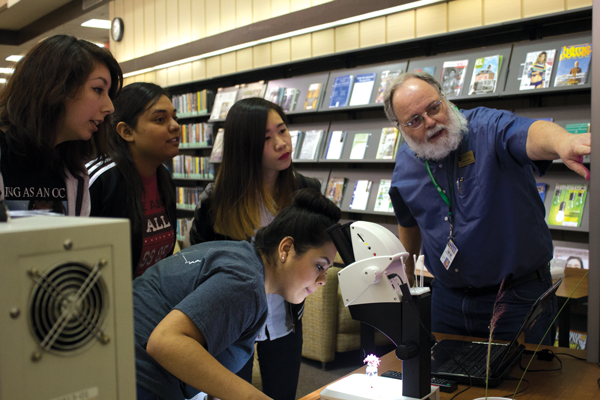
[[179, 62, 193, 83], [123, 76, 135, 86], [335, 23, 359, 53], [253, 43, 272, 68], [155, 0, 167, 52], [416, 3, 447, 38], [167, 66, 180, 86], [206, 56, 222, 78], [236, 48, 254, 71], [134, 73, 146, 82], [179, 0, 192, 44], [166, 0, 179, 45], [205, 0, 220, 37], [156, 68, 168, 86], [449, 0, 482, 32], [312, 0, 333, 5], [122, 0, 135, 61], [143, 0, 155, 55], [483, 0, 521, 25], [291, 0, 311, 12], [253, 0, 271, 23], [566, 0, 593, 9], [192, 59, 207, 80], [236, 0, 253, 28], [272, 39, 291, 64], [221, 52, 237, 75], [312, 28, 335, 57], [144, 71, 157, 83], [360, 16, 386, 48], [108, 1, 120, 61], [523, 0, 565, 18], [133, 0, 145, 58], [191, 0, 206, 41], [271, 0, 290, 18], [386, 10, 415, 43], [221, 0, 236, 32], [291, 33, 312, 61]]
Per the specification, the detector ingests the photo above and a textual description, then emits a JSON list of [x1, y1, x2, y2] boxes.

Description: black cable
[[448, 384, 472, 400], [502, 377, 530, 397], [554, 352, 589, 362], [519, 350, 563, 372]]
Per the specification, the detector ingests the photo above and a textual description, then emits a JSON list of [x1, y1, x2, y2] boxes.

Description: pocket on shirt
[[457, 176, 487, 222]]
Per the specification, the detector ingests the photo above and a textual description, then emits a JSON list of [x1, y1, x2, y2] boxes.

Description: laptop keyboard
[[437, 343, 506, 377]]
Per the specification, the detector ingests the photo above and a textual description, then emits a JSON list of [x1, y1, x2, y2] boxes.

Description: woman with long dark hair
[[135, 188, 340, 400], [87, 82, 179, 278], [0, 34, 122, 215], [188, 97, 322, 399]]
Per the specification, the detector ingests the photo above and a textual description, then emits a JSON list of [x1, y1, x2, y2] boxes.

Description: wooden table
[[300, 333, 599, 400]]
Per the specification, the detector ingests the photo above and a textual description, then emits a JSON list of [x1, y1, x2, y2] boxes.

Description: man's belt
[[462, 263, 551, 295]]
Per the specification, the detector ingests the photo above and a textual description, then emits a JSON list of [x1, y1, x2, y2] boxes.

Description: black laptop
[[430, 278, 562, 387]]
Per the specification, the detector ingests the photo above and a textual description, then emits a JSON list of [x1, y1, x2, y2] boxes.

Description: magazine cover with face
[[519, 49, 556, 90], [440, 59, 468, 97]]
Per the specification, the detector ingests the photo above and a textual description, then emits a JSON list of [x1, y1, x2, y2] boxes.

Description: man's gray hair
[[383, 72, 444, 125]]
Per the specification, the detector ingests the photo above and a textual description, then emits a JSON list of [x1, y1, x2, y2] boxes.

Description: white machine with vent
[[0, 216, 136, 400]]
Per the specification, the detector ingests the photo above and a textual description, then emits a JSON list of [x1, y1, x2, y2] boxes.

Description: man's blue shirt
[[389, 107, 553, 289]]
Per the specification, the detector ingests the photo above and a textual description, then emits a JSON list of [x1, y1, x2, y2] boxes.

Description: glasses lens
[[428, 101, 442, 116], [407, 117, 423, 130]]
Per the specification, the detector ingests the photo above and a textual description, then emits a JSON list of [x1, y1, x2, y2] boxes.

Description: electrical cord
[[519, 350, 562, 372], [502, 377, 530, 397]]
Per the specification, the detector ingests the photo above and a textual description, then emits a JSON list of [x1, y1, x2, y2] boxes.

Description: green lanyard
[[425, 158, 454, 239]]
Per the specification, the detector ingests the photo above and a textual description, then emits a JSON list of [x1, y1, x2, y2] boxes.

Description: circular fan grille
[[29, 261, 108, 355]]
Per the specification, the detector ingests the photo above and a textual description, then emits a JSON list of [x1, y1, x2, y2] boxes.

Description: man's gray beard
[[401, 105, 468, 161]]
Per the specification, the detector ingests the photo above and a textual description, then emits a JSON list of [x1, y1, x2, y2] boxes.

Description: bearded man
[[383, 72, 590, 345]]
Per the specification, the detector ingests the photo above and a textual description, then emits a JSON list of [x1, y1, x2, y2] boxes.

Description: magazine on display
[[413, 66, 436, 76], [554, 43, 592, 87], [349, 133, 371, 160], [519, 49, 556, 90], [238, 81, 267, 101], [267, 87, 285, 105], [304, 83, 322, 110], [468, 55, 502, 95], [210, 88, 238, 120], [440, 60, 468, 97], [547, 184, 588, 227], [537, 182, 547, 202], [553, 246, 589, 270], [329, 75, 355, 108], [289, 130, 303, 160], [565, 122, 590, 134], [209, 129, 225, 162], [375, 127, 399, 159], [281, 88, 300, 112], [324, 131, 347, 160], [349, 180, 373, 211], [297, 130, 323, 160], [349, 72, 377, 106], [325, 177, 347, 207], [375, 69, 402, 103], [373, 179, 394, 213]]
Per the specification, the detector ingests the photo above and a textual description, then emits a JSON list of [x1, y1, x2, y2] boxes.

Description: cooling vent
[[28, 260, 109, 357]]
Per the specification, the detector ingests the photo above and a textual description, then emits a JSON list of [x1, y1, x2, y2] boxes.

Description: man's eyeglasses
[[398, 100, 443, 130]]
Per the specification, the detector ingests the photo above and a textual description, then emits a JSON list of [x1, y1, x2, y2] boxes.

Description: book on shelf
[[180, 122, 212, 147], [537, 182, 547, 202], [304, 83, 322, 110], [468, 55, 502, 95], [325, 177, 347, 207], [266, 87, 285, 105], [176, 186, 205, 209], [210, 87, 238, 120], [519, 49, 556, 90], [176, 218, 193, 241], [209, 128, 225, 162], [238, 81, 267, 101], [172, 155, 214, 179], [349, 72, 377, 106], [328, 75, 354, 108], [281, 88, 300, 112], [349, 180, 372, 211], [554, 246, 589, 270], [324, 131, 347, 160], [373, 179, 394, 213], [413, 66, 436, 76], [375, 69, 402, 103], [375, 127, 399, 159], [565, 122, 590, 134], [289, 130, 303, 160], [297, 130, 323, 160], [349, 133, 371, 160], [554, 43, 592, 87], [547, 183, 588, 227], [440, 60, 468, 97]]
